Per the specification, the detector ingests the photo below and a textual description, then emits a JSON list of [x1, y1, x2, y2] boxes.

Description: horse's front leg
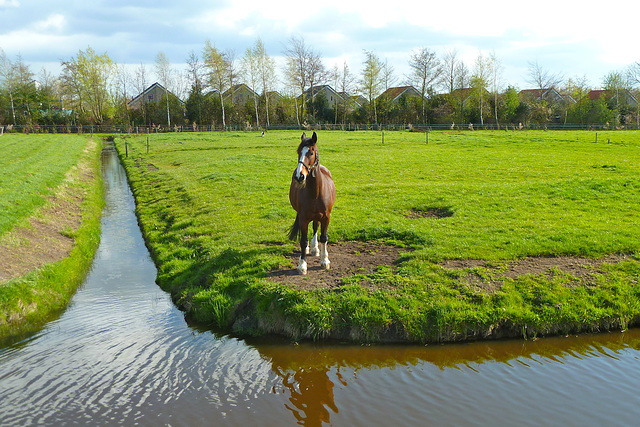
[[310, 221, 319, 256], [297, 221, 310, 275], [319, 218, 330, 270]]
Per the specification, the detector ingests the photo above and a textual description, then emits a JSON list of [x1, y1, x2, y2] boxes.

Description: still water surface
[[1, 144, 639, 426]]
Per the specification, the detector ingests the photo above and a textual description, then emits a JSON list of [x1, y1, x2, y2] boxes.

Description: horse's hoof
[[310, 247, 320, 257], [297, 258, 307, 275], [321, 259, 330, 270]]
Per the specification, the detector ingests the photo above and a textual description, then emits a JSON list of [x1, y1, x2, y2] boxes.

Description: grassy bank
[[0, 135, 104, 343], [115, 130, 640, 343]]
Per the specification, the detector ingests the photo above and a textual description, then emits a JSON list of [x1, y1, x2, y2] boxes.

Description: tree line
[[2, 38, 640, 130]]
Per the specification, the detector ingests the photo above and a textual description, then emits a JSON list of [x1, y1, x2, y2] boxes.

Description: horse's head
[[294, 132, 319, 184]]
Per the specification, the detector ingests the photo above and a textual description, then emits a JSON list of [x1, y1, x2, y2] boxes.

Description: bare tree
[[626, 62, 640, 126], [0, 48, 18, 125], [408, 47, 441, 124], [283, 36, 311, 119], [241, 41, 261, 127], [134, 63, 149, 125], [154, 51, 173, 127], [440, 49, 459, 93], [603, 71, 631, 124], [331, 64, 340, 125], [488, 51, 503, 127], [306, 49, 327, 118], [360, 50, 383, 124], [628, 62, 640, 87], [114, 64, 131, 125], [203, 40, 231, 128], [471, 52, 491, 126], [186, 50, 204, 88], [338, 61, 356, 126], [382, 58, 396, 91], [527, 60, 564, 91], [255, 38, 277, 127]]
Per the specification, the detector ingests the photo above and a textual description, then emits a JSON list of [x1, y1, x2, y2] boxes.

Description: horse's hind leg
[[297, 221, 310, 275], [319, 218, 330, 270], [310, 221, 320, 256]]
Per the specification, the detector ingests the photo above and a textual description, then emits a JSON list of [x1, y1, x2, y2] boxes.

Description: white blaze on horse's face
[[295, 146, 310, 183]]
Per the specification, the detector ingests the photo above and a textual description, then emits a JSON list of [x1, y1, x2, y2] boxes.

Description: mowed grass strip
[[0, 134, 89, 237], [116, 130, 640, 342], [0, 134, 104, 344]]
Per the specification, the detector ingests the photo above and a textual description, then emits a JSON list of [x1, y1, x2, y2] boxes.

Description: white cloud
[[32, 13, 66, 33], [0, 0, 20, 7]]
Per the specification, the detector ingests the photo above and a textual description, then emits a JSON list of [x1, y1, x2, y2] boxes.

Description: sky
[[1, 0, 639, 94]]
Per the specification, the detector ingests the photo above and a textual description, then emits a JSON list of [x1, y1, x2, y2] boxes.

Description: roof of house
[[519, 88, 551, 98], [223, 83, 257, 96], [302, 84, 342, 99], [588, 90, 608, 100], [587, 89, 638, 105], [128, 82, 183, 107], [379, 86, 421, 102]]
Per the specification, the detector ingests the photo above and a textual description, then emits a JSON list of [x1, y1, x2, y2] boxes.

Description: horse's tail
[[288, 214, 301, 242]]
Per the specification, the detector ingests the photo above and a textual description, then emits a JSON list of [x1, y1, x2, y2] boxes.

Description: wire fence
[[1, 122, 639, 136]]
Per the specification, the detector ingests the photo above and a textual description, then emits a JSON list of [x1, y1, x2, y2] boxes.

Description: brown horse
[[288, 132, 336, 275]]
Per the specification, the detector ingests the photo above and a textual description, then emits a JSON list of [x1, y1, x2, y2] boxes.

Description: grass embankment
[[0, 134, 103, 343], [115, 130, 640, 343]]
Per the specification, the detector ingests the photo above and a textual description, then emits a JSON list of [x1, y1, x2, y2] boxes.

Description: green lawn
[[0, 133, 89, 237], [115, 130, 640, 342]]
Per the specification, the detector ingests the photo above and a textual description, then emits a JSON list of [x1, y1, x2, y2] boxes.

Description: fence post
[[147, 136, 149, 154], [125, 141, 128, 157]]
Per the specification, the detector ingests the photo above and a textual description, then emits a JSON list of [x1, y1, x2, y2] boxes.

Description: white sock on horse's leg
[[297, 256, 308, 275], [310, 232, 319, 256], [320, 242, 330, 270]]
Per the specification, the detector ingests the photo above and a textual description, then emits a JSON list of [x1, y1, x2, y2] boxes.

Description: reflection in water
[[1, 144, 639, 426], [254, 330, 640, 426]]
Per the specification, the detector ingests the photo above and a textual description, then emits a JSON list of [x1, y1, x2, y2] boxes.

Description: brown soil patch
[[268, 240, 633, 294], [405, 207, 454, 219], [0, 139, 96, 284], [267, 241, 409, 291], [442, 254, 632, 293]]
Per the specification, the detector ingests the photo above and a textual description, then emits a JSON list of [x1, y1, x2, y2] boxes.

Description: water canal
[[1, 143, 639, 426]]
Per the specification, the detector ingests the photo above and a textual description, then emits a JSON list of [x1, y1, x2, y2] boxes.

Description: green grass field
[[115, 130, 640, 342], [0, 134, 103, 343], [0, 134, 89, 237]]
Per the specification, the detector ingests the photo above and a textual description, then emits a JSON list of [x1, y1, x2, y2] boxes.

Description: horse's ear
[[311, 132, 317, 143], [301, 132, 306, 140]]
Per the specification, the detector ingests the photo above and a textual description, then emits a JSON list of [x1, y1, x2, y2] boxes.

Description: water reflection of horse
[[289, 132, 336, 275]]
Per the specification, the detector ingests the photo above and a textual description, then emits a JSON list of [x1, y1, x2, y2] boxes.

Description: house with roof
[[340, 93, 367, 108], [128, 82, 183, 110], [587, 89, 638, 108], [519, 88, 574, 104], [378, 86, 424, 104], [223, 83, 258, 107], [448, 87, 492, 106], [300, 85, 344, 105]]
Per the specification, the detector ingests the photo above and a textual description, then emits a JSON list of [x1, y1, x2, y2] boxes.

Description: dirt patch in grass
[[269, 241, 633, 294], [267, 241, 409, 291], [442, 254, 632, 293], [405, 207, 454, 219], [0, 140, 95, 284]]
